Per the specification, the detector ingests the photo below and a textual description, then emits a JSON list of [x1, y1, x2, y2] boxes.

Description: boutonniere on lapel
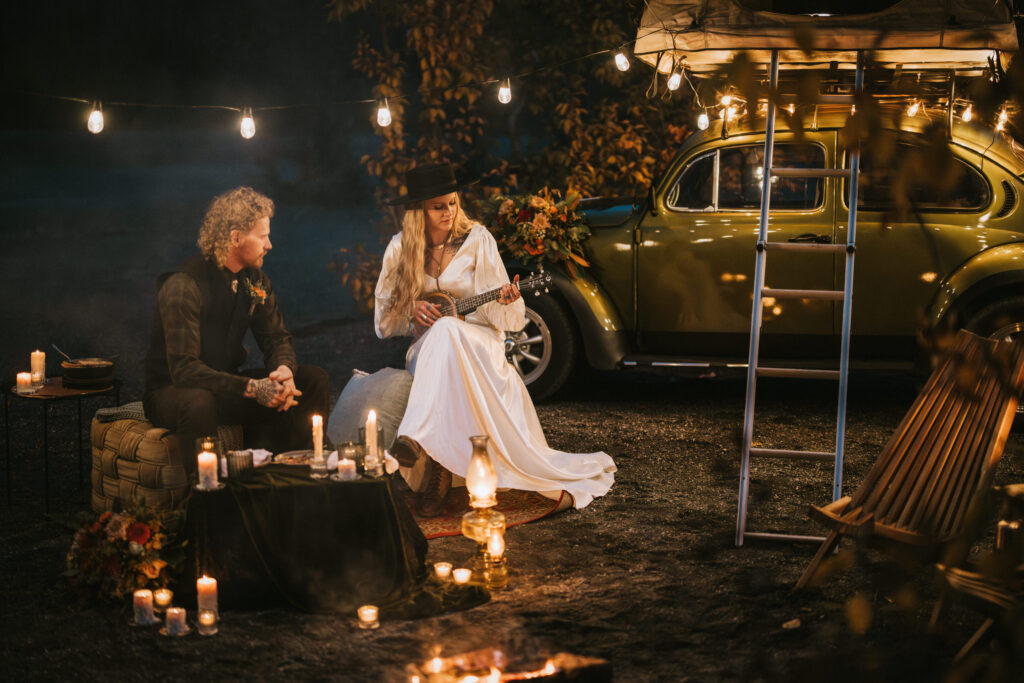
[[243, 277, 267, 314]]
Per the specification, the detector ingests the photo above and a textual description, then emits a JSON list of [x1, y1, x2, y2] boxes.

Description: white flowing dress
[[374, 223, 616, 509]]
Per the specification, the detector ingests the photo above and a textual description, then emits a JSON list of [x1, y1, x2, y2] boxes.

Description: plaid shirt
[[156, 266, 297, 395]]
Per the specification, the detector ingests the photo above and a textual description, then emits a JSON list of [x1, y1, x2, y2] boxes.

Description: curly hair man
[[143, 187, 329, 470]]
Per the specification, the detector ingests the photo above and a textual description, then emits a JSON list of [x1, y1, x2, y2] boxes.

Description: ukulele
[[418, 271, 552, 331]]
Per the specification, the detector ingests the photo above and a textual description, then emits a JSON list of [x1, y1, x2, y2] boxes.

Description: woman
[[375, 163, 616, 517]]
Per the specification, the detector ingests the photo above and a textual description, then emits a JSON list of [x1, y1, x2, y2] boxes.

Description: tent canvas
[[635, 0, 1018, 73]]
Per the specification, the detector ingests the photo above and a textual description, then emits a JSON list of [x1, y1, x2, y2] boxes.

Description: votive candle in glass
[[197, 451, 218, 490], [30, 350, 45, 386], [337, 457, 357, 480], [164, 607, 187, 635], [196, 575, 218, 615], [433, 561, 453, 582], [153, 588, 173, 611], [197, 608, 218, 636], [16, 372, 32, 394], [452, 568, 472, 585], [357, 604, 379, 629], [133, 589, 157, 625]]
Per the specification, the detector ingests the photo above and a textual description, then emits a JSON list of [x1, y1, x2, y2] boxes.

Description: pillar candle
[[365, 410, 378, 461], [165, 607, 187, 635], [30, 350, 45, 385], [16, 372, 32, 394], [312, 414, 323, 459], [197, 451, 218, 490], [337, 458, 356, 480], [133, 589, 156, 625], [197, 575, 218, 614]]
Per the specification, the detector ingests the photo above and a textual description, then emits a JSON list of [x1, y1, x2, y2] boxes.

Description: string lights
[[498, 78, 512, 104], [697, 109, 709, 130], [239, 107, 256, 139], [962, 103, 973, 122], [376, 97, 392, 127], [87, 101, 104, 134], [614, 50, 630, 72], [906, 100, 920, 116], [667, 68, 682, 91]]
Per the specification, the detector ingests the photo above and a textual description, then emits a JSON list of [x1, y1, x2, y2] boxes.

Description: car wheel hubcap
[[504, 307, 552, 386], [989, 321, 1024, 343]]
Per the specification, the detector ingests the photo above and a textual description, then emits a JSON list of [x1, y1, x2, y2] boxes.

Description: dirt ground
[[2, 318, 1023, 682]]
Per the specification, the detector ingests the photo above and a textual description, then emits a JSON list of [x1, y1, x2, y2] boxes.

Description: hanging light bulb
[[697, 110, 710, 130], [962, 104, 973, 122], [667, 69, 682, 91], [614, 50, 630, 72], [999, 108, 1009, 123], [239, 107, 256, 139], [907, 100, 920, 117], [87, 102, 104, 134], [498, 78, 512, 104], [721, 94, 732, 106], [376, 98, 392, 127], [786, 103, 795, 115]]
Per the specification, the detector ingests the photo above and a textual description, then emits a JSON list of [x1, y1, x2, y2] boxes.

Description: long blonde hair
[[381, 194, 475, 331]]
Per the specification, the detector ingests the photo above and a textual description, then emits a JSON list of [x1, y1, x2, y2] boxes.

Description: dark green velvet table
[[184, 464, 487, 617]]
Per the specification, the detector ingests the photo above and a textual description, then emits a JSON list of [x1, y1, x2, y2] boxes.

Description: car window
[[666, 151, 715, 210], [853, 143, 990, 211], [719, 144, 825, 210]]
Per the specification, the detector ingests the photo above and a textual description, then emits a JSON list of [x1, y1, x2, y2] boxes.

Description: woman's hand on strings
[[497, 274, 522, 305], [412, 300, 441, 336]]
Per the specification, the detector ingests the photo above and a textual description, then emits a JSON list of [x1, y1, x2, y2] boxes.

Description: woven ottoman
[[90, 409, 241, 513]]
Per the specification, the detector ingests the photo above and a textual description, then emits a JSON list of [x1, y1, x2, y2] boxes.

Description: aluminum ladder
[[735, 50, 864, 546]]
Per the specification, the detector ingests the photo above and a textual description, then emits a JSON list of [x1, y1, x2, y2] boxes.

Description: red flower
[[99, 511, 112, 524], [516, 209, 533, 222], [126, 522, 151, 546]]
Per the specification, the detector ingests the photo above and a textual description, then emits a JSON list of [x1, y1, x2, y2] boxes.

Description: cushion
[[326, 367, 412, 452]]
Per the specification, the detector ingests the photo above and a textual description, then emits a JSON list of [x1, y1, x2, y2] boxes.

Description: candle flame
[[312, 414, 322, 427], [425, 657, 444, 674], [487, 529, 505, 558]]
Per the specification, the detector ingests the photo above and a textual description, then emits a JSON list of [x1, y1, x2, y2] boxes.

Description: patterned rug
[[406, 487, 569, 540]]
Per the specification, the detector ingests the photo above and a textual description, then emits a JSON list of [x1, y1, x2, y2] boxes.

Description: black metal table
[[3, 377, 120, 510]]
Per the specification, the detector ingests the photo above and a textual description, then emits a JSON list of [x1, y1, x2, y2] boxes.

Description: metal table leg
[[42, 402, 49, 513], [77, 398, 84, 491], [4, 394, 9, 505]]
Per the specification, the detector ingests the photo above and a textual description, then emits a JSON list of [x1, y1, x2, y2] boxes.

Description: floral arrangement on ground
[[64, 503, 182, 601], [476, 189, 591, 276]]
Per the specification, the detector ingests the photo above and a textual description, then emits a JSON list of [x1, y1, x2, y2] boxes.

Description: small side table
[[4, 377, 120, 511]]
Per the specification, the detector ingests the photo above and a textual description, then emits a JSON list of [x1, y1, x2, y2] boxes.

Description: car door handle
[[789, 233, 832, 244]]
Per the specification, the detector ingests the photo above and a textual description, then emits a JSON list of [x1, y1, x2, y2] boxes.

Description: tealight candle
[[16, 372, 32, 394], [312, 414, 323, 460], [133, 589, 157, 625], [337, 457, 357, 480], [153, 588, 173, 611], [196, 575, 218, 615], [197, 608, 218, 636], [165, 607, 187, 635], [452, 568, 472, 585], [357, 604, 379, 629], [30, 350, 45, 386], [433, 561, 453, 581], [197, 451, 218, 490]]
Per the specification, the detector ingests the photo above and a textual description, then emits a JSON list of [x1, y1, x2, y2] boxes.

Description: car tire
[[503, 293, 578, 401], [965, 295, 1024, 342]]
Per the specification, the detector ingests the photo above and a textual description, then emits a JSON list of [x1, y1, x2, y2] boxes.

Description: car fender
[[928, 242, 1024, 327], [507, 263, 628, 370]]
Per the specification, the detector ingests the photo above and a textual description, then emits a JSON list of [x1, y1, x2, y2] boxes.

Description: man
[[143, 186, 329, 470]]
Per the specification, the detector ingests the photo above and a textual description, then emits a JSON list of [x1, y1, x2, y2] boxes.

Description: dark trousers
[[143, 365, 330, 473]]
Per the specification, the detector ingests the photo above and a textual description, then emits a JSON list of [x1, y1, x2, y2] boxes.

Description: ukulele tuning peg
[[534, 290, 541, 297]]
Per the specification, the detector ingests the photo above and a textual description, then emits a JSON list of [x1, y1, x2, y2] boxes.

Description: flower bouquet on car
[[477, 189, 592, 277], [64, 503, 181, 601]]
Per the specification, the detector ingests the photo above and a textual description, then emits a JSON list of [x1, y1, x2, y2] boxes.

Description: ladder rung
[[771, 167, 851, 178], [741, 531, 828, 544], [816, 94, 856, 105], [757, 367, 841, 380], [763, 241, 847, 253], [749, 447, 836, 461], [762, 287, 844, 301]]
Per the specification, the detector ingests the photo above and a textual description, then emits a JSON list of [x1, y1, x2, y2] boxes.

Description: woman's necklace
[[426, 232, 453, 285]]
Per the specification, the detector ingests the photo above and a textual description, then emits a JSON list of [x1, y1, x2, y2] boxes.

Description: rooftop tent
[[634, 0, 1018, 73]]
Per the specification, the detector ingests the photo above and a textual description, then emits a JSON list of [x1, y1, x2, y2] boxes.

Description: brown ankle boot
[[391, 435, 425, 468], [417, 457, 452, 518]]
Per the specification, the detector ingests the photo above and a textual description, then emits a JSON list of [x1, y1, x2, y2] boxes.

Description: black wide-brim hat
[[385, 163, 478, 206]]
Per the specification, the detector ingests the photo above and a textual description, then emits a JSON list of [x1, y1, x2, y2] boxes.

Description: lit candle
[[164, 607, 187, 635], [357, 604, 379, 629], [133, 589, 156, 625], [425, 657, 444, 674], [197, 575, 218, 614], [197, 451, 218, 490], [197, 609, 218, 636], [433, 561, 453, 581], [153, 588, 173, 610], [487, 529, 505, 560], [337, 458, 357, 481], [16, 372, 32, 394], [30, 350, 45, 386], [312, 414, 323, 460], [452, 568, 471, 585], [366, 410, 378, 462]]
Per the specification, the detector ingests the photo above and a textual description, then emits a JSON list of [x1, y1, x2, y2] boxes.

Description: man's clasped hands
[[244, 365, 303, 411]]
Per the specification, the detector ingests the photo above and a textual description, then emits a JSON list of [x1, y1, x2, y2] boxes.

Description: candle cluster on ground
[[131, 578, 218, 637]]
